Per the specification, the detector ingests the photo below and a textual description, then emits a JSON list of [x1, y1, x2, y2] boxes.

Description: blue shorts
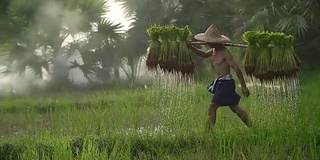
[[208, 79, 241, 106]]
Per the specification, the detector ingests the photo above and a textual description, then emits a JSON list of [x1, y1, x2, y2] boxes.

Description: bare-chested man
[[187, 24, 252, 130]]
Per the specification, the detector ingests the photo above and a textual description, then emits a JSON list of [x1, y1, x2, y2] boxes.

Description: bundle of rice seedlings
[[283, 35, 300, 77], [242, 31, 258, 77], [167, 26, 180, 71], [254, 31, 272, 81], [177, 26, 195, 75], [242, 31, 301, 81], [146, 25, 195, 75], [270, 34, 301, 78], [159, 26, 171, 70], [270, 32, 286, 78], [146, 25, 161, 70]]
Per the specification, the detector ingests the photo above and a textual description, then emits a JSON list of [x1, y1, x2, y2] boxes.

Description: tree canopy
[[0, 0, 319, 92]]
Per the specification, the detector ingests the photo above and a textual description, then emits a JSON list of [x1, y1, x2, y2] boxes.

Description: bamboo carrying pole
[[191, 41, 248, 48]]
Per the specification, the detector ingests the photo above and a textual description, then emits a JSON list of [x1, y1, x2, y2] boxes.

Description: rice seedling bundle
[[242, 31, 302, 81], [254, 32, 272, 80], [146, 25, 195, 75], [270, 32, 286, 77], [283, 35, 301, 76], [146, 25, 161, 70], [242, 31, 258, 76]]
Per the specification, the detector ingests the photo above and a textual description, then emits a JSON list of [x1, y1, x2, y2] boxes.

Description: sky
[[105, 0, 132, 31]]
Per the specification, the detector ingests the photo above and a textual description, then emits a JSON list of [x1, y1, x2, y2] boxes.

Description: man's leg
[[206, 102, 220, 131], [229, 105, 252, 127]]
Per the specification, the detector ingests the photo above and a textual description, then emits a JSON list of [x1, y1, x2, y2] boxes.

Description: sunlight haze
[[105, 0, 132, 31]]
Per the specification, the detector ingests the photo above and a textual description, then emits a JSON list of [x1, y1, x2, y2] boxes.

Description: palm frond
[[276, 17, 294, 32], [236, 0, 317, 37], [78, 0, 108, 20], [276, 15, 309, 36], [295, 15, 309, 36], [97, 18, 123, 39], [114, 0, 145, 17], [27, 64, 43, 78]]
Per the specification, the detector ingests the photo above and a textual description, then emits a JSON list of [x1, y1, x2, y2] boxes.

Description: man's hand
[[186, 40, 212, 58], [186, 40, 193, 49], [241, 86, 250, 97]]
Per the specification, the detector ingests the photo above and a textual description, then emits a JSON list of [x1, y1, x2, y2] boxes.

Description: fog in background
[[0, 0, 149, 97], [0, 0, 318, 96]]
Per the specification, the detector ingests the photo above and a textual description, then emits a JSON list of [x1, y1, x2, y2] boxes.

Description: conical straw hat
[[194, 24, 231, 43]]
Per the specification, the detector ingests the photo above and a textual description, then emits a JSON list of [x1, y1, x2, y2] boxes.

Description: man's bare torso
[[210, 48, 231, 77]]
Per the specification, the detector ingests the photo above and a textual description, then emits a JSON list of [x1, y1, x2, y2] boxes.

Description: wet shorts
[[207, 76, 241, 106]]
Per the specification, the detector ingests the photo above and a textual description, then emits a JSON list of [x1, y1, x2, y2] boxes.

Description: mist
[[1, 0, 318, 97], [0, 0, 152, 97]]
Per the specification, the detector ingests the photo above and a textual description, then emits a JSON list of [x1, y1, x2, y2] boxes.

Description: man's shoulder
[[221, 48, 233, 58], [222, 47, 231, 53]]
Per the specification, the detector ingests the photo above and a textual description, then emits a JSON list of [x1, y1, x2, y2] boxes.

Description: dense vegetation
[[0, 0, 319, 159], [0, 71, 319, 159], [0, 0, 319, 92]]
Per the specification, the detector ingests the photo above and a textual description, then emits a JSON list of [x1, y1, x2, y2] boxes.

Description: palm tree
[[115, 0, 168, 84], [72, 18, 124, 84], [1, 0, 126, 89], [234, 0, 320, 68], [234, 0, 319, 36]]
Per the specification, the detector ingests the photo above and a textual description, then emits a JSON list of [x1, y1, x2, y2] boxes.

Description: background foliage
[[0, 0, 319, 93]]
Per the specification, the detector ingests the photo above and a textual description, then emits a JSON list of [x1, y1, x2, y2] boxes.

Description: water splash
[[248, 75, 300, 126], [148, 66, 196, 133]]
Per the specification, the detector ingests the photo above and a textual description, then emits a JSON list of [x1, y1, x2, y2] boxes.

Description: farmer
[[186, 24, 252, 130]]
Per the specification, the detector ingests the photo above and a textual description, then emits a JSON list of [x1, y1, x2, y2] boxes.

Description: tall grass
[[0, 71, 319, 159]]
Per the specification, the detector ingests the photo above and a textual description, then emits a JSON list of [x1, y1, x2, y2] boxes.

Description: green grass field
[[0, 71, 319, 160]]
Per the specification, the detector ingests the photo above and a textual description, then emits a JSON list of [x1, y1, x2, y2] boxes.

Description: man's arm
[[223, 50, 246, 87], [187, 42, 212, 58]]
